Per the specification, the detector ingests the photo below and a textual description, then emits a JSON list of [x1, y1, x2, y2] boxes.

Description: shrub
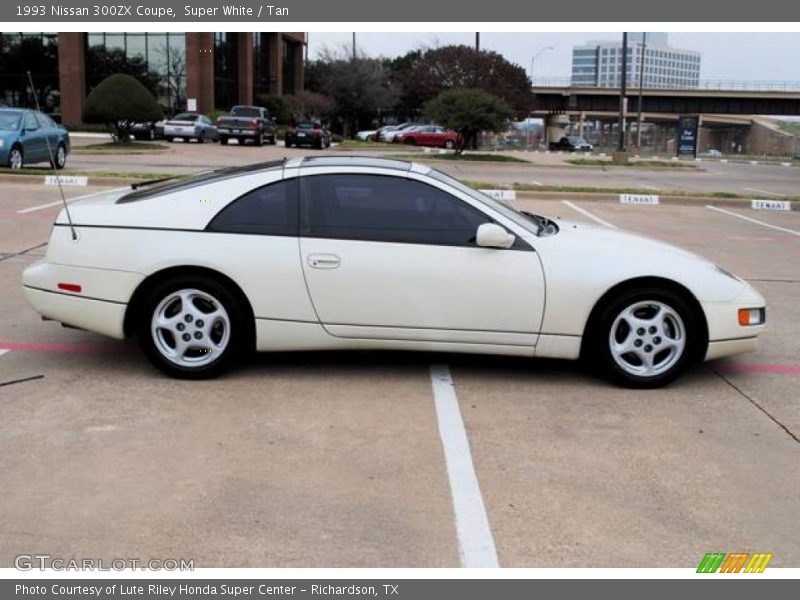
[[82, 74, 163, 142]]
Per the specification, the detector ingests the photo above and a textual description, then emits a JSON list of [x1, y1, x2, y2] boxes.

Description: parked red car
[[394, 125, 459, 149]]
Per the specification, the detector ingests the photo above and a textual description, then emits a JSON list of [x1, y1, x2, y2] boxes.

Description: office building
[[572, 33, 701, 88], [0, 32, 306, 125]]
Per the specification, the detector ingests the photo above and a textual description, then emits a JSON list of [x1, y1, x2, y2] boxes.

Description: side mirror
[[476, 223, 515, 249]]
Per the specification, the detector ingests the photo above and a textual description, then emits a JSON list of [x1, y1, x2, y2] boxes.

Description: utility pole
[[617, 32, 628, 152], [636, 32, 647, 149], [352, 32, 356, 60], [475, 32, 480, 52]]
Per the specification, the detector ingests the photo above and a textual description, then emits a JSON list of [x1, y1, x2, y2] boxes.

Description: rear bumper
[[23, 287, 127, 339], [21, 261, 142, 339], [218, 128, 260, 136]]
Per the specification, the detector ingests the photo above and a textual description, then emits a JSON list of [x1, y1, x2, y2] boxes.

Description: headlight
[[738, 308, 766, 326], [0, 139, 4, 148]]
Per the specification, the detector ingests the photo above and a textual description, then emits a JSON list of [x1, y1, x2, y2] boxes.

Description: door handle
[[307, 254, 341, 269]]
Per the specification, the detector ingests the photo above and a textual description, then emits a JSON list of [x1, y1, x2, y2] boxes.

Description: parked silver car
[[163, 113, 219, 143]]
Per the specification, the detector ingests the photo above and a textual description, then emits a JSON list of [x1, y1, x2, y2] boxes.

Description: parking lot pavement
[[0, 183, 120, 256], [1, 184, 798, 567]]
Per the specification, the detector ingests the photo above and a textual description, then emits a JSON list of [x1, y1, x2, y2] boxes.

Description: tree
[[306, 45, 398, 136], [256, 94, 292, 124], [82, 74, 163, 142], [393, 45, 533, 118], [85, 45, 161, 98], [286, 91, 335, 123], [424, 88, 514, 154]]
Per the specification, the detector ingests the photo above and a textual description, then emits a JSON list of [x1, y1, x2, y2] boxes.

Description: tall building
[[0, 32, 306, 126], [571, 33, 701, 89]]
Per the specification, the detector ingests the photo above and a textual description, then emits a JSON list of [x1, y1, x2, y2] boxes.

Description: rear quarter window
[[206, 178, 299, 236]]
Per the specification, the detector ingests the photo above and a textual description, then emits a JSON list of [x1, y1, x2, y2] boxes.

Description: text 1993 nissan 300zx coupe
[[22, 157, 766, 387]]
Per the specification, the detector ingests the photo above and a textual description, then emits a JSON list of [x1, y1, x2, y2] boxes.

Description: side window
[[302, 174, 490, 246], [206, 178, 298, 236], [36, 113, 55, 128], [23, 112, 38, 130]]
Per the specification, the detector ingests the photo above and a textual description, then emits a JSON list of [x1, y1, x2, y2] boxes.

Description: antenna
[[26, 71, 77, 241]]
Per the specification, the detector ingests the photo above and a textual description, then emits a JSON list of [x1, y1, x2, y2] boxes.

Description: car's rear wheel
[[8, 145, 23, 169], [404, 138, 416, 145], [444, 140, 455, 149], [138, 277, 244, 379], [254, 132, 263, 147], [165, 137, 174, 143], [219, 136, 228, 145], [593, 288, 699, 388], [285, 140, 292, 148]]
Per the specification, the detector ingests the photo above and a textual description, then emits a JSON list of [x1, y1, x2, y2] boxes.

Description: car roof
[[287, 156, 419, 172]]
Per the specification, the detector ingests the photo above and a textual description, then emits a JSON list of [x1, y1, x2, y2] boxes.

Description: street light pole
[[352, 32, 356, 60], [618, 32, 628, 152], [636, 32, 647, 149], [476, 32, 480, 52], [530, 46, 555, 83]]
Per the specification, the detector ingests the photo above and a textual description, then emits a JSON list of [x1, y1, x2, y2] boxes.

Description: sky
[[307, 32, 800, 82]]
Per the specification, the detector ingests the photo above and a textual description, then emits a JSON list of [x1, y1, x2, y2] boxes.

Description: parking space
[[1, 181, 799, 567]]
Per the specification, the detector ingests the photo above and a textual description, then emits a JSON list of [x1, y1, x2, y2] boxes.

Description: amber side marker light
[[57, 283, 82, 293], [738, 308, 765, 326]]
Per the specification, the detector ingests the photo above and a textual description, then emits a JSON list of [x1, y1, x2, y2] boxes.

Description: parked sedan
[[131, 119, 165, 141], [22, 156, 766, 387], [0, 108, 70, 169], [379, 122, 422, 142], [395, 125, 459, 149], [164, 113, 218, 143], [284, 122, 331, 149]]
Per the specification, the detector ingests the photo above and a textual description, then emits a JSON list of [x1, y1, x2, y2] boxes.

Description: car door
[[21, 112, 44, 162], [298, 170, 545, 347], [36, 112, 61, 152]]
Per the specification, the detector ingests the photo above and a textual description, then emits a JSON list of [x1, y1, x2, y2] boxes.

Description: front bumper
[[702, 281, 766, 360]]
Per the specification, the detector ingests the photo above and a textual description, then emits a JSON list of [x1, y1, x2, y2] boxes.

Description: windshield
[[295, 122, 319, 129], [568, 136, 587, 144], [0, 110, 22, 130], [172, 113, 198, 121], [231, 107, 262, 117], [426, 169, 545, 235]]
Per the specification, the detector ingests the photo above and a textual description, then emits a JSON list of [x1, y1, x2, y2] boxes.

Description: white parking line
[[0, 350, 9, 359], [744, 188, 787, 198], [706, 205, 800, 237], [16, 187, 129, 214], [429, 364, 499, 568], [561, 200, 618, 229]]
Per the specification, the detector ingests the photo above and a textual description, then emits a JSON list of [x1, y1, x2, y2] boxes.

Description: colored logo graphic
[[697, 552, 773, 573]]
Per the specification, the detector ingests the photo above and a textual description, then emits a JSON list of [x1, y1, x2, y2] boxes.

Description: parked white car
[[22, 157, 766, 387]]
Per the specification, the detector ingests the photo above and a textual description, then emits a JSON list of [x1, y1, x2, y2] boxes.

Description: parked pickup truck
[[216, 106, 276, 146], [548, 136, 593, 152]]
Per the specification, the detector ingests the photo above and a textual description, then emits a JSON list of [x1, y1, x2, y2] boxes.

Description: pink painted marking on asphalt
[[0, 341, 130, 354], [719, 362, 800, 375]]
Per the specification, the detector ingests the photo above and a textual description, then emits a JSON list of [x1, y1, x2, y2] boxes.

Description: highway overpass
[[532, 85, 800, 117]]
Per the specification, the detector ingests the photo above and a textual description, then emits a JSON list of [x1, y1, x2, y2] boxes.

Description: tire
[[268, 135, 277, 145], [254, 132, 263, 147], [197, 132, 205, 144], [404, 138, 416, 145], [219, 136, 228, 145], [7, 145, 23, 169], [51, 143, 67, 170], [166, 137, 174, 143], [590, 287, 700, 388], [285, 140, 292, 148], [316, 138, 324, 150], [137, 276, 245, 379], [444, 140, 455, 150]]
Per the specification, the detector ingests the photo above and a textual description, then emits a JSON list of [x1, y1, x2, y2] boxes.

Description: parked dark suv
[[549, 136, 593, 152]]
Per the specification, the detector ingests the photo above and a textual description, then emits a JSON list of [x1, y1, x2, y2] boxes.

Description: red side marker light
[[57, 283, 82, 293]]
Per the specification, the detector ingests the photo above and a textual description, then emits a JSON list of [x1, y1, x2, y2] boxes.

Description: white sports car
[[22, 157, 766, 387]]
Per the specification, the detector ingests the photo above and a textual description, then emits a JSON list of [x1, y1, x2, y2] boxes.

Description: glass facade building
[[0, 32, 305, 125], [572, 34, 701, 89], [0, 33, 60, 113], [85, 33, 187, 113]]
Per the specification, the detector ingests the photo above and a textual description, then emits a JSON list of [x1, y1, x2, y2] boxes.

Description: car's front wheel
[[593, 288, 699, 388], [8, 145, 23, 169], [138, 277, 244, 379]]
